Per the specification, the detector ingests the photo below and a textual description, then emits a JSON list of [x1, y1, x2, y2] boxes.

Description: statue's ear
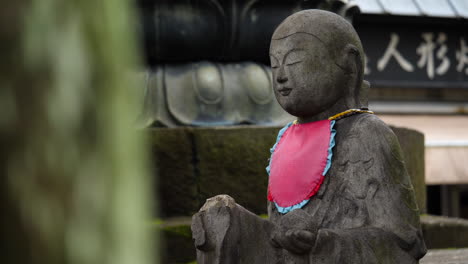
[[337, 44, 362, 108], [360, 80, 370, 108], [338, 44, 360, 75]]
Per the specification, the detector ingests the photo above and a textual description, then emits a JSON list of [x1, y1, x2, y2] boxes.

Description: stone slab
[[421, 215, 468, 249], [152, 128, 198, 217], [390, 126, 426, 213], [195, 126, 278, 215], [421, 248, 468, 264]]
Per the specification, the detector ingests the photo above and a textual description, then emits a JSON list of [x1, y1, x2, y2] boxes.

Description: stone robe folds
[[192, 114, 427, 264]]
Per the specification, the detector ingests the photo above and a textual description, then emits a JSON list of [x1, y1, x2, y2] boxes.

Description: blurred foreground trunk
[[0, 1, 154, 264]]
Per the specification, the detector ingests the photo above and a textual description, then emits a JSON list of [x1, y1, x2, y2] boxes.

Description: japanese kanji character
[[416, 33, 450, 79], [377, 33, 414, 72], [456, 37, 468, 75]]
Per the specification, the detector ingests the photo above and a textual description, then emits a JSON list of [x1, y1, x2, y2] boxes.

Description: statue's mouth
[[278, 87, 292, 96]]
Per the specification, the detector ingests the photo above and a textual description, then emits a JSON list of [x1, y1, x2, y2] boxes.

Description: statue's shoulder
[[346, 113, 393, 136], [336, 113, 402, 161], [335, 113, 410, 187]]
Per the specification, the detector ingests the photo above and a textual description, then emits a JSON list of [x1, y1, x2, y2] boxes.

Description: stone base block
[[421, 214, 468, 249]]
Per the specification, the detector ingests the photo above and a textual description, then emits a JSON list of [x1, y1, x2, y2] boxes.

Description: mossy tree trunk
[[0, 1, 154, 264]]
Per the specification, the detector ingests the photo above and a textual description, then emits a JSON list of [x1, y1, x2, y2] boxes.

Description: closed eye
[[285, 60, 302, 66], [270, 55, 279, 69], [284, 49, 306, 66]]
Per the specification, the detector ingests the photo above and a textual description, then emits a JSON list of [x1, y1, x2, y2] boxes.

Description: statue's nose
[[276, 75, 288, 83], [276, 67, 288, 83]]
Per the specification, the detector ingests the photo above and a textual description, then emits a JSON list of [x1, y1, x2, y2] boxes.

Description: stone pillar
[[391, 126, 427, 214]]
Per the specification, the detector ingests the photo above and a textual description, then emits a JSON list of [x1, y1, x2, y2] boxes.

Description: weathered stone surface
[[152, 128, 198, 217], [195, 126, 278, 215], [391, 126, 426, 213], [421, 248, 468, 264], [421, 214, 468, 249]]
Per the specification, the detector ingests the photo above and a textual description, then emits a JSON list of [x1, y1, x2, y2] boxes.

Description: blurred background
[[1, 1, 153, 264], [2, 0, 468, 263]]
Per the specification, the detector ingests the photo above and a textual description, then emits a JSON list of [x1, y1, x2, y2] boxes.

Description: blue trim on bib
[[322, 120, 336, 176], [266, 122, 293, 176]]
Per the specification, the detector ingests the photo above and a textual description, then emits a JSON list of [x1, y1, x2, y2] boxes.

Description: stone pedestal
[[390, 126, 427, 213]]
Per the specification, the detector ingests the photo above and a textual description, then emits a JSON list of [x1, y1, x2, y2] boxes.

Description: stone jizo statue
[[191, 9, 427, 264]]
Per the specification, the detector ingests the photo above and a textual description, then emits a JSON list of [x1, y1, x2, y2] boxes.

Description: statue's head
[[270, 9, 367, 119]]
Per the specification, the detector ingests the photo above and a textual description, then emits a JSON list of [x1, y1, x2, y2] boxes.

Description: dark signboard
[[356, 21, 468, 89]]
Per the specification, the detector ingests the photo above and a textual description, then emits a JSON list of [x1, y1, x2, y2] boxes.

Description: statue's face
[[270, 33, 346, 118]]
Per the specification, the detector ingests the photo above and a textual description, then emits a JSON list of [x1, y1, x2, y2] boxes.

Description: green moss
[[158, 224, 195, 263], [151, 219, 164, 226], [196, 127, 279, 215], [163, 225, 192, 238], [152, 128, 199, 217]]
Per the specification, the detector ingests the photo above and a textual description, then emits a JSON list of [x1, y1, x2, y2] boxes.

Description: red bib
[[268, 120, 334, 211]]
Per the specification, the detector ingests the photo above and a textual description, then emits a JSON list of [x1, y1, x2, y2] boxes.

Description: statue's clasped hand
[[271, 228, 317, 254], [270, 209, 318, 254]]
